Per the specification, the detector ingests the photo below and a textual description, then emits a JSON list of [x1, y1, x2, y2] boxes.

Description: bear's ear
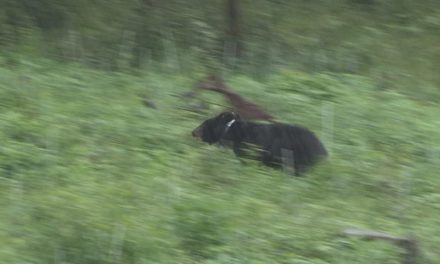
[[218, 111, 238, 122], [231, 112, 241, 120]]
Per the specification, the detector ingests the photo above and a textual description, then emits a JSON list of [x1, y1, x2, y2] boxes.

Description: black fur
[[192, 112, 328, 175]]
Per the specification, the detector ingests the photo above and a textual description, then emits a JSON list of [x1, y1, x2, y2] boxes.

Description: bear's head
[[192, 112, 239, 144]]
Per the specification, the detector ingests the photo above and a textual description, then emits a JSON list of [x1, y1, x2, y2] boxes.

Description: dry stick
[[341, 228, 419, 264], [281, 148, 295, 176], [177, 99, 231, 113], [396, 165, 415, 263], [108, 223, 126, 263], [321, 101, 334, 155]]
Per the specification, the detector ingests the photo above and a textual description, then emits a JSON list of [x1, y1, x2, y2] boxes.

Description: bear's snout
[[192, 126, 202, 138]]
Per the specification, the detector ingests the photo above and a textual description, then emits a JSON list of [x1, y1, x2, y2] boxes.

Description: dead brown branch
[[193, 75, 274, 122], [341, 228, 419, 264]]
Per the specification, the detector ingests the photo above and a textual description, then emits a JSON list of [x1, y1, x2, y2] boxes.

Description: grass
[[0, 58, 439, 263]]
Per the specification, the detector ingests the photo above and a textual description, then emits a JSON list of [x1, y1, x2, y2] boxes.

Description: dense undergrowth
[[0, 59, 439, 263]]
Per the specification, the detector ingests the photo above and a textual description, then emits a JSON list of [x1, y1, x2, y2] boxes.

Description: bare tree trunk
[[225, 0, 242, 59]]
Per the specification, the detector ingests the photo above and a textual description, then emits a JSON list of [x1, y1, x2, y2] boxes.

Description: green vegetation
[[1, 0, 439, 263], [2, 1, 440, 100], [0, 59, 439, 263]]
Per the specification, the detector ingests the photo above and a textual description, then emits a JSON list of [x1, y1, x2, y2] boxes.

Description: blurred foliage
[[0, 61, 439, 263], [0, 0, 439, 263], [0, 0, 439, 100]]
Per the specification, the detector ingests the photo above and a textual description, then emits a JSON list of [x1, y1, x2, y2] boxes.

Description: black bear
[[192, 112, 328, 175]]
